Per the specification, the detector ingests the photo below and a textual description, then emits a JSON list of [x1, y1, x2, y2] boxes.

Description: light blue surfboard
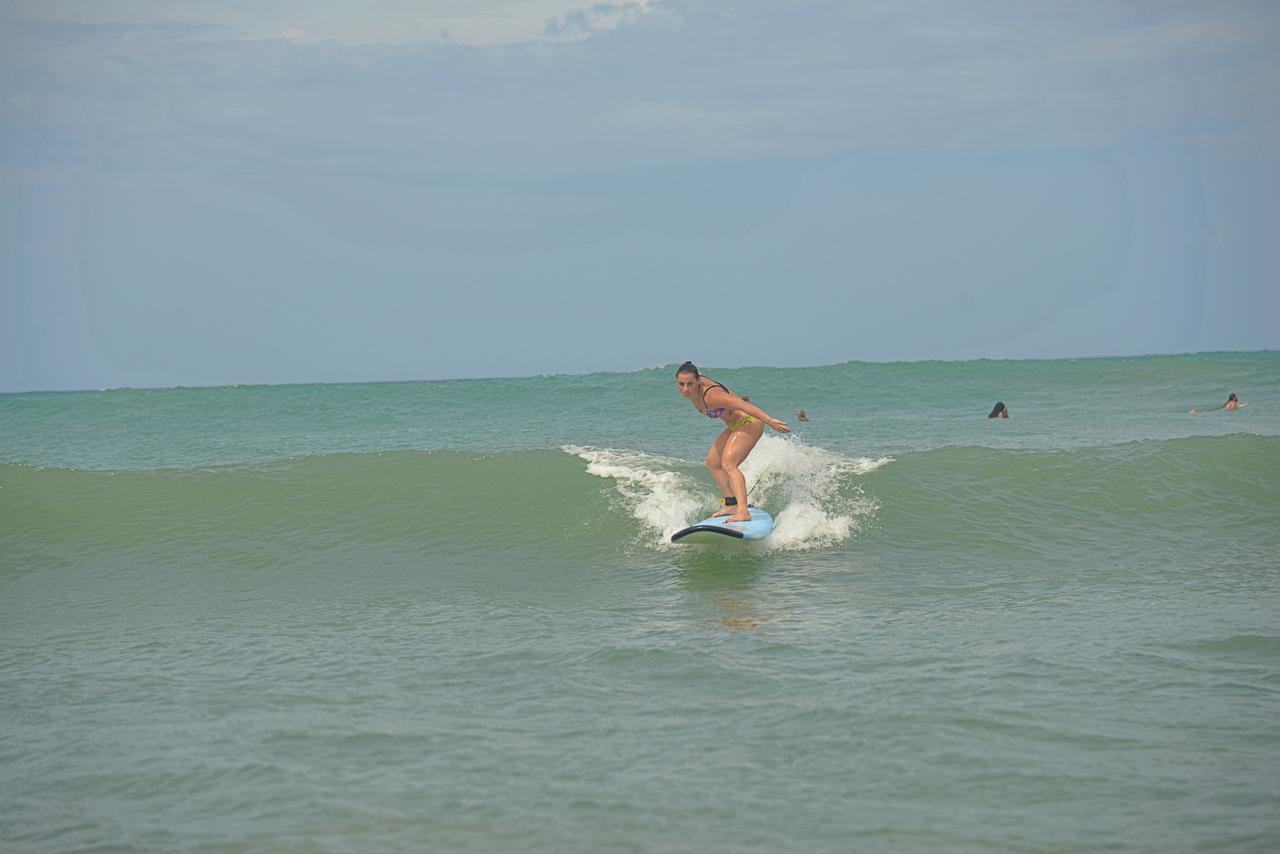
[[671, 507, 774, 544]]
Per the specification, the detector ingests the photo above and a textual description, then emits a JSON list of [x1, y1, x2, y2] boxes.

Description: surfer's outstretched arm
[[702, 387, 790, 433]]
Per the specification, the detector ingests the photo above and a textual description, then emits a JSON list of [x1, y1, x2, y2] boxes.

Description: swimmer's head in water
[[988, 401, 1007, 418]]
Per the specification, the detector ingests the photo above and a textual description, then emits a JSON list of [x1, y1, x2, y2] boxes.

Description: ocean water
[[2, 351, 1278, 852]]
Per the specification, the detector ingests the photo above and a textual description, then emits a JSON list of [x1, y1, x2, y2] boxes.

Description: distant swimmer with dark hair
[[988, 401, 1009, 419], [1190, 393, 1246, 415], [675, 361, 790, 523]]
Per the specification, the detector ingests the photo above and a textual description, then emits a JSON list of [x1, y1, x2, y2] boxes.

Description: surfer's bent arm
[[703, 389, 791, 433]]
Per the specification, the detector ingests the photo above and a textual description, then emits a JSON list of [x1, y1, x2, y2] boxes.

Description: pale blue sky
[[2, 1, 1277, 391]]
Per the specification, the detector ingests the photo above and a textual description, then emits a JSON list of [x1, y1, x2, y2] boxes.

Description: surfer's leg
[[706, 430, 737, 515], [715, 422, 764, 522]]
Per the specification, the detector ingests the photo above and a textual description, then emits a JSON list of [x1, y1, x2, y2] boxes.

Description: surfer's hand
[[770, 418, 790, 433]]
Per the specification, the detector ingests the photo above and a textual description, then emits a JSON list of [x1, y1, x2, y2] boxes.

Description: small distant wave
[[1172, 634, 1280, 663], [564, 436, 886, 551]]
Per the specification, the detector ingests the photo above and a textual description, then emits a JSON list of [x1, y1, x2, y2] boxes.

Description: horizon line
[[2, 348, 1274, 396]]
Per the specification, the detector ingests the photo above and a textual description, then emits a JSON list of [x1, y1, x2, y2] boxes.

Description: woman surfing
[[675, 361, 790, 523]]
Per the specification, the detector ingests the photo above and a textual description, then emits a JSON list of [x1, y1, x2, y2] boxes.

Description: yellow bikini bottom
[[728, 416, 756, 431]]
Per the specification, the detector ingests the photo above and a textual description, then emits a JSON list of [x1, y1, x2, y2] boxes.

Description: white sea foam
[[740, 435, 886, 551], [563, 445, 705, 543], [564, 438, 890, 550]]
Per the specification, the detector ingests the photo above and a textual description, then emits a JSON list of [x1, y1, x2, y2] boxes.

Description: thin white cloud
[[543, 2, 657, 43], [0, 0, 666, 46], [1056, 14, 1261, 64]]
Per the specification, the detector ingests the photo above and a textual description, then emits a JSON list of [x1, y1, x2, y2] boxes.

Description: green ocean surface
[[2, 352, 1278, 852]]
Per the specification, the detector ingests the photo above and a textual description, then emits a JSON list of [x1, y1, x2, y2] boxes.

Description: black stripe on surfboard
[[670, 524, 745, 543]]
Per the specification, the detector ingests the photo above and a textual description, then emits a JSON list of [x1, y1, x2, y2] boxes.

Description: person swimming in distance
[[1190, 393, 1246, 414], [796, 409, 809, 422], [988, 401, 1009, 419], [675, 361, 790, 523]]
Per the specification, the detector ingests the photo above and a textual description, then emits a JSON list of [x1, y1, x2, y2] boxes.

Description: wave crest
[[565, 436, 886, 551]]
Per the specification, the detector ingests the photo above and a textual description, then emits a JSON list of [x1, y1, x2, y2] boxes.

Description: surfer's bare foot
[[724, 511, 751, 523], [712, 506, 735, 517]]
